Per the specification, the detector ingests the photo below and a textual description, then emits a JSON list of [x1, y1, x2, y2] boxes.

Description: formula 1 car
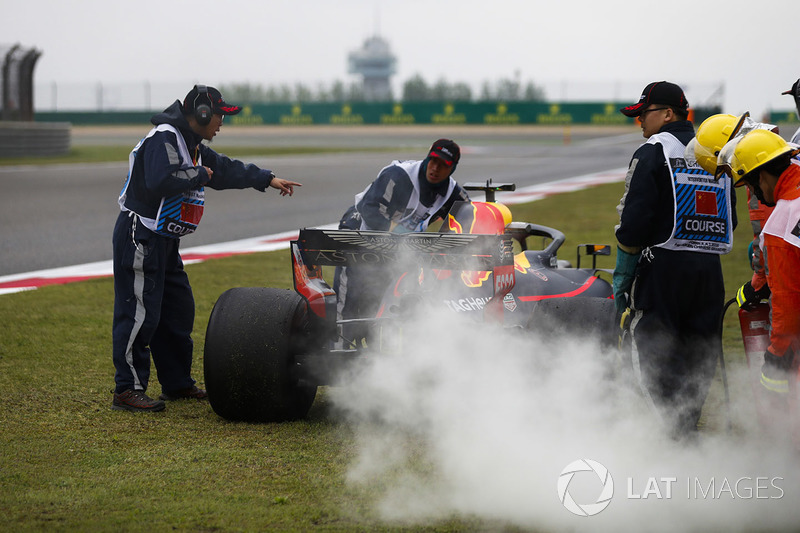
[[203, 181, 616, 422]]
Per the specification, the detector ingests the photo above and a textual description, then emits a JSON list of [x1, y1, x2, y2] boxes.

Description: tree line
[[220, 73, 546, 103]]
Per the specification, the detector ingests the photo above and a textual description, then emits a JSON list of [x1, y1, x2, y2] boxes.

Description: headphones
[[193, 85, 213, 126]]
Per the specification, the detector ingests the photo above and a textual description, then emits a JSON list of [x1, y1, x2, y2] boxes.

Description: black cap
[[620, 81, 689, 117], [428, 139, 461, 167], [183, 85, 242, 116], [781, 79, 800, 98]]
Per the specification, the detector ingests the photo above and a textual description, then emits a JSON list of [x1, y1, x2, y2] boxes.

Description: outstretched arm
[[269, 176, 302, 196]]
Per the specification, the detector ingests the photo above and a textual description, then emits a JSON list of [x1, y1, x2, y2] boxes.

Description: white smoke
[[329, 311, 800, 532]]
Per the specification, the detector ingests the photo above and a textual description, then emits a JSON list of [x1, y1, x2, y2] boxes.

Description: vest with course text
[[648, 131, 733, 254]]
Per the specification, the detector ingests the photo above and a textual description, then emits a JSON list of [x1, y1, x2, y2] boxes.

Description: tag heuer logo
[[503, 293, 517, 312]]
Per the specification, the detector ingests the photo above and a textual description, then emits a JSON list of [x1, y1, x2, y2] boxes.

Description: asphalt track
[[0, 125, 644, 286]]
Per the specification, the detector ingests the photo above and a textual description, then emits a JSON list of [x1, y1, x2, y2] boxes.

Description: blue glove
[[612, 246, 639, 316]]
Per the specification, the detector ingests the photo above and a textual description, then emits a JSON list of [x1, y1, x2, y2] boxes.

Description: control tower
[[347, 36, 397, 101]]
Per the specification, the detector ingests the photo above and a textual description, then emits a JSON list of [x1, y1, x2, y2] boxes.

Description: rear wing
[[292, 228, 516, 321], [296, 228, 513, 270]]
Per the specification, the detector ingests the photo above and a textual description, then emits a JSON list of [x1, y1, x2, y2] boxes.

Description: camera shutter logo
[[557, 459, 614, 517]]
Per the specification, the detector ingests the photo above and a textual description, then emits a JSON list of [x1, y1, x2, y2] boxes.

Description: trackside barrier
[[0, 121, 70, 157], [35, 102, 723, 126]]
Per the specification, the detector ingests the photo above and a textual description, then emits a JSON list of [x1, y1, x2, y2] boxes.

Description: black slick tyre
[[203, 287, 317, 422], [527, 296, 617, 350]]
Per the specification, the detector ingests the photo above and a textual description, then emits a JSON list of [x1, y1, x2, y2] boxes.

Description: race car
[[203, 181, 616, 422]]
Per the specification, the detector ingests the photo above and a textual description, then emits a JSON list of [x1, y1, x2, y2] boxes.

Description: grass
[[0, 180, 754, 531]]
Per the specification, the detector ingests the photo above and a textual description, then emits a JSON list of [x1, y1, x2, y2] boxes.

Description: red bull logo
[[461, 270, 491, 287], [447, 202, 511, 236], [443, 200, 515, 288]]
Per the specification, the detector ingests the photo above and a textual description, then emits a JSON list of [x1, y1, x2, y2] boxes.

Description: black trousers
[[334, 263, 393, 346], [630, 247, 724, 438], [111, 211, 196, 395]]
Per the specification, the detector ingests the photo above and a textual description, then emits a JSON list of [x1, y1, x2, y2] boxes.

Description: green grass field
[[0, 178, 756, 531]]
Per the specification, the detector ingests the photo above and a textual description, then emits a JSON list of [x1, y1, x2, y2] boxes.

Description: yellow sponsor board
[[280, 105, 313, 125], [380, 104, 415, 124], [484, 103, 520, 125], [330, 104, 364, 125], [433, 103, 466, 125], [230, 106, 264, 126], [591, 103, 628, 125], [537, 104, 572, 125]]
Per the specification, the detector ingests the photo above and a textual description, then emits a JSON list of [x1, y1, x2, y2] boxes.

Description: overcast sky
[[5, 0, 797, 117]]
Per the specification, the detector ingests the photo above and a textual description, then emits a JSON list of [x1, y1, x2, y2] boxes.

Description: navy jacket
[[356, 159, 469, 231], [120, 101, 274, 221]]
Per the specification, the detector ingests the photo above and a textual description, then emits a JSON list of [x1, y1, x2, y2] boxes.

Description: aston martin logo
[[321, 229, 480, 253]]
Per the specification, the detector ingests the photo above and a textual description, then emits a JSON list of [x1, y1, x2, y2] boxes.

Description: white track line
[[0, 169, 626, 295]]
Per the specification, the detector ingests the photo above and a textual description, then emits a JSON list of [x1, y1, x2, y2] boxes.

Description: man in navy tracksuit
[[613, 81, 735, 439], [112, 85, 301, 412]]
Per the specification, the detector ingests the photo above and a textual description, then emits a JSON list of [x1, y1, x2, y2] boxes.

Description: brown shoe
[[159, 385, 208, 401], [112, 389, 166, 412]]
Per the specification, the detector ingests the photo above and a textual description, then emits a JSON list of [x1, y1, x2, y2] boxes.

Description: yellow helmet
[[730, 129, 799, 187], [688, 113, 744, 174], [716, 115, 779, 178]]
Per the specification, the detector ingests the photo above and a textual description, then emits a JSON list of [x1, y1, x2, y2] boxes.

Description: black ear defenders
[[193, 85, 213, 126]]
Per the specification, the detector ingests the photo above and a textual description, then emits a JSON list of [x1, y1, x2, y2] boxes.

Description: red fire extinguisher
[[739, 301, 800, 445], [739, 302, 771, 369], [738, 302, 772, 424]]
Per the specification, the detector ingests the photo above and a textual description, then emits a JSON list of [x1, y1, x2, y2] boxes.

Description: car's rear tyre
[[204, 287, 317, 422], [526, 296, 617, 350]]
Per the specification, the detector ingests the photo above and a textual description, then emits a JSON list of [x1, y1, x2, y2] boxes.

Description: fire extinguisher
[[739, 301, 771, 372], [737, 300, 788, 432], [724, 297, 799, 445], [718, 298, 772, 433]]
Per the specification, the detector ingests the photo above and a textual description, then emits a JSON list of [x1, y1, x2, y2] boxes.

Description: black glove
[[761, 349, 793, 394], [736, 281, 771, 310]]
